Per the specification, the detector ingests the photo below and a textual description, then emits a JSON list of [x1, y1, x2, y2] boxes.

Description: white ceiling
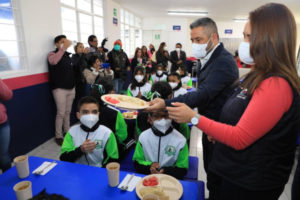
[[113, 0, 300, 23]]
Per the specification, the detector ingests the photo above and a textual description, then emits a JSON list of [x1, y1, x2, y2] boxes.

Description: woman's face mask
[[238, 41, 254, 65], [135, 75, 144, 83], [114, 44, 121, 51]]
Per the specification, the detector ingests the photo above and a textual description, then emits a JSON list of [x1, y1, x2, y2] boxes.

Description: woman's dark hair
[[74, 42, 83, 53], [141, 45, 149, 58], [158, 42, 166, 55], [54, 35, 66, 44], [77, 96, 99, 112], [240, 3, 300, 95], [131, 66, 146, 90], [134, 48, 142, 59], [88, 55, 99, 67], [151, 81, 172, 100], [179, 65, 187, 74]]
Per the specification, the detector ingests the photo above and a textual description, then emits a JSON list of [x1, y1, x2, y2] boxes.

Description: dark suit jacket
[[170, 50, 186, 72], [166, 43, 239, 121]]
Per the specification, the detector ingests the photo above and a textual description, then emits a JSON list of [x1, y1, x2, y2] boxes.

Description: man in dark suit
[[170, 43, 186, 72], [147, 17, 239, 200]]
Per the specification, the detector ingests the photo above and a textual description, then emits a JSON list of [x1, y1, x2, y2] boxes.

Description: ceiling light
[[233, 18, 248, 22], [167, 11, 208, 16]]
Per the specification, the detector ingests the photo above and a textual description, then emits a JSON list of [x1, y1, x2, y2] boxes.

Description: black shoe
[[55, 138, 63, 146]]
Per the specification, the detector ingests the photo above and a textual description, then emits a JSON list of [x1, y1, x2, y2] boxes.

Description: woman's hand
[[166, 102, 197, 123]]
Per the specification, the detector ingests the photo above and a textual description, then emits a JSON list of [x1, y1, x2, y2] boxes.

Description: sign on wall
[[113, 17, 118, 26], [225, 29, 233, 34], [113, 8, 117, 17], [173, 25, 181, 31], [154, 34, 160, 40]]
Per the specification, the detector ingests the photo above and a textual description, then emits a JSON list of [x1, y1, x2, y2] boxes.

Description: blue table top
[[0, 156, 199, 200]]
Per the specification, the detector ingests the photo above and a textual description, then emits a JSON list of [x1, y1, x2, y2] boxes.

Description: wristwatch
[[191, 114, 201, 126]]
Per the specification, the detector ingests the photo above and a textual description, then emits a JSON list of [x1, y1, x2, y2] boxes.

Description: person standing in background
[[156, 42, 169, 71], [0, 78, 13, 172], [108, 40, 130, 94], [48, 35, 75, 146], [170, 43, 186, 73]]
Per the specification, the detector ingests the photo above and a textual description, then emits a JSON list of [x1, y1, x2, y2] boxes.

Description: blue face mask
[[114, 44, 121, 51]]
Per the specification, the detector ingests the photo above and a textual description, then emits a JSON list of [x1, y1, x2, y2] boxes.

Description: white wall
[[104, 0, 121, 50], [1, 0, 62, 79], [142, 17, 188, 55]]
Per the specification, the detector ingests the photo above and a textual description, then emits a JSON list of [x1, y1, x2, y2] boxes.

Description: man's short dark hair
[[151, 82, 172, 100], [176, 43, 182, 47], [167, 72, 181, 82], [54, 35, 66, 44], [190, 17, 219, 39], [77, 96, 99, 112], [88, 35, 97, 43]]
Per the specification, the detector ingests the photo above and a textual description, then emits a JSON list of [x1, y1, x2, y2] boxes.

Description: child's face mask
[[157, 70, 163, 76], [153, 118, 172, 134], [80, 114, 99, 128]]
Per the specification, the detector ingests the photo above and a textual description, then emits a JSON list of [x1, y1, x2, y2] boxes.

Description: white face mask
[[176, 48, 180, 52], [135, 75, 144, 83], [238, 41, 254, 65], [169, 82, 178, 89], [164, 46, 168, 51], [153, 118, 172, 134], [80, 114, 99, 129], [157, 70, 163, 76], [192, 43, 208, 59]]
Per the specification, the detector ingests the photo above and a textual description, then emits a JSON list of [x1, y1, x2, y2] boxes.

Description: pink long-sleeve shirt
[[197, 77, 293, 150], [47, 48, 66, 65], [0, 79, 13, 124]]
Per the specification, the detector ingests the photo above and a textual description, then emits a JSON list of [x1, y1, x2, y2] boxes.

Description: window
[[0, 0, 26, 72], [120, 8, 142, 58], [60, 0, 104, 52]]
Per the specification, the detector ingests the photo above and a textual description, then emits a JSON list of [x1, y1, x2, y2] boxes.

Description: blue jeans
[[113, 78, 124, 94], [0, 121, 11, 172]]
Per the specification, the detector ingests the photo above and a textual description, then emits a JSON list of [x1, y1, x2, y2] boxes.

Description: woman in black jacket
[[156, 42, 169, 71]]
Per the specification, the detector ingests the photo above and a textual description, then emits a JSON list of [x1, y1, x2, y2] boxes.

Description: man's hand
[[177, 60, 182, 64], [62, 39, 72, 49], [80, 139, 97, 153], [150, 163, 164, 174], [145, 98, 166, 112], [115, 67, 120, 71], [166, 102, 197, 123], [127, 66, 131, 71]]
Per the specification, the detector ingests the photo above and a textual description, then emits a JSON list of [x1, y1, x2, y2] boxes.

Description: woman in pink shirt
[[0, 78, 13, 172], [149, 3, 300, 200]]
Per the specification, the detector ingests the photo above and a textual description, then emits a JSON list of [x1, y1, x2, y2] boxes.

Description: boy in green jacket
[[60, 96, 118, 167]]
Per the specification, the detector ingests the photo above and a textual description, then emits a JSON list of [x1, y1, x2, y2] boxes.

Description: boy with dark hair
[[133, 109, 189, 179], [136, 81, 191, 141], [178, 65, 192, 87], [60, 96, 119, 167]]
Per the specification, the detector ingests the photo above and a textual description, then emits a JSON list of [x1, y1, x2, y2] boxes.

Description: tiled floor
[[8, 126, 297, 200]]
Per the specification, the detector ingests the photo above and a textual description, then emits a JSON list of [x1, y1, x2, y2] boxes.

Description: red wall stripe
[[3, 72, 49, 90]]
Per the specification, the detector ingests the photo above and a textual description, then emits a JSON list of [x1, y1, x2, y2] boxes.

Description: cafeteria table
[[0, 156, 200, 200]]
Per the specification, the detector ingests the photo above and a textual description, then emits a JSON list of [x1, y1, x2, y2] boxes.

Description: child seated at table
[[60, 96, 118, 167], [127, 66, 151, 100], [150, 63, 167, 84], [133, 109, 189, 179], [89, 79, 132, 159], [136, 81, 191, 141], [167, 72, 187, 98], [178, 65, 192, 87]]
